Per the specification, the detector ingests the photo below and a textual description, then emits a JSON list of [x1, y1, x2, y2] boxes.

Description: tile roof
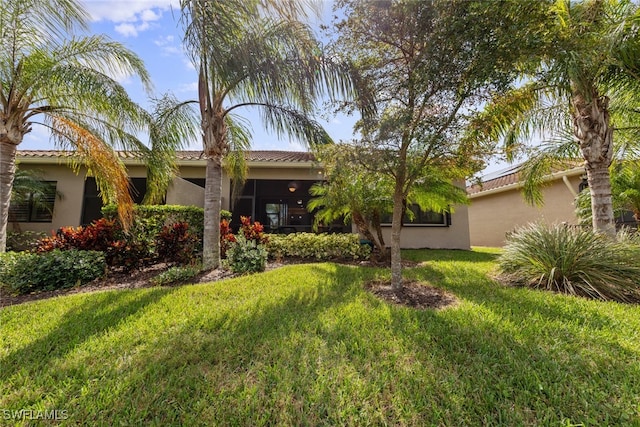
[[467, 161, 584, 196], [466, 166, 521, 195], [16, 150, 316, 163]]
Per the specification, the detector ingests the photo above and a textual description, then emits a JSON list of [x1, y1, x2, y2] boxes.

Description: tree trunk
[[572, 91, 615, 237], [390, 179, 404, 291], [371, 210, 386, 251], [0, 141, 18, 252], [352, 210, 378, 246], [585, 162, 616, 236], [200, 99, 227, 270], [202, 155, 223, 269]]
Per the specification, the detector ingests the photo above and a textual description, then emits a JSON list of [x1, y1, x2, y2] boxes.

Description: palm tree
[[577, 161, 640, 226], [0, 0, 153, 252], [469, 0, 640, 237], [178, 0, 353, 269]]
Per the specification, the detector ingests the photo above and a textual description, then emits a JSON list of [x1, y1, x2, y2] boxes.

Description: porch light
[[288, 181, 298, 192]]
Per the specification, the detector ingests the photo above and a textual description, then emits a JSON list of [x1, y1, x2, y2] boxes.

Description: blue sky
[[21, 0, 507, 176], [21, 0, 357, 152]]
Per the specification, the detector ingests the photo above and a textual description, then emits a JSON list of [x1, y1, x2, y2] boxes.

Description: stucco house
[[466, 164, 586, 247], [10, 150, 471, 250]]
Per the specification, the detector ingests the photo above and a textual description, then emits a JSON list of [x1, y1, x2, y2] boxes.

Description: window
[[9, 181, 57, 223], [382, 204, 450, 227]]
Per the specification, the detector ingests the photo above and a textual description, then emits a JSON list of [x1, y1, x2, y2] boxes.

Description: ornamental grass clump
[[498, 223, 640, 303]]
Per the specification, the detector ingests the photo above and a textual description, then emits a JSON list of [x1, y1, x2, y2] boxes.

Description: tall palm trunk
[[0, 141, 18, 252], [203, 155, 222, 269], [572, 91, 616, 237], [201, 101, 227, 269]]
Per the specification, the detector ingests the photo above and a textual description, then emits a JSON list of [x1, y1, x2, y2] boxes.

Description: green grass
[[2, 248, 640, 426]]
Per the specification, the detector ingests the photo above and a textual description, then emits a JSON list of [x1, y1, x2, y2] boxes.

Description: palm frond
[[246, 103, 332, 148], [49, 116, 134, 230], [519, 130, 581, 206], [143, 94, 200, 204]]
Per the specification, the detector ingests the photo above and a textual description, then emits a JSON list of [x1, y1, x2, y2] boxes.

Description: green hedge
[[0, 250, 106, 295], [102, 204, 232, 244], [266, 233, 371, 261]]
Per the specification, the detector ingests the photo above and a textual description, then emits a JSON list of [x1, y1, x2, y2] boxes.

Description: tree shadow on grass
[[0, 287, 175, 383], [402, 248, 501, 264], [48, 263, 381, 424], [393, 264, 640, 424]]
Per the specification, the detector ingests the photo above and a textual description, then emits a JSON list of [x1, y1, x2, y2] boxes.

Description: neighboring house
[[466, 164, 585, 247], [10, 150, 471, 250]]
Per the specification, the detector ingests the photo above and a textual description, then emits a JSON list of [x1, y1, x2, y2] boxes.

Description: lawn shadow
[[402, 248, 500, 264], [387, 264, 640, 424], [1, 287, 175, 383], [77, 263, 382, 423]]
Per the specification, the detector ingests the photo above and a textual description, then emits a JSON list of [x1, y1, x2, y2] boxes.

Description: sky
[[21, 0, 355, 152], [21, 0, 508, 176]]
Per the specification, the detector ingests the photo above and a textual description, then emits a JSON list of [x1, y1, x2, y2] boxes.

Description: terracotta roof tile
[[16, 150, 316, 163], [467, 161, 584, 195], [467, 169, 521, 195]]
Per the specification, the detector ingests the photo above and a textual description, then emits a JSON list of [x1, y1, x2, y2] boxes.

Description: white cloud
[[82, 0, 177, 37], [82, 0, 178, 23], [114, 23, 138, 37], [154, 35, 182, 55], [177, 82, 198, 93]]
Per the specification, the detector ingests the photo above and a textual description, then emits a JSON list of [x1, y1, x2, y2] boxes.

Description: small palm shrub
[[498, 223, 640, 303], [224, 234, 268, 274]]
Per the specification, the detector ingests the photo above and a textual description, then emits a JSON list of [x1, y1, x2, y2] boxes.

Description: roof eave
[[467, 166, 585, 198]]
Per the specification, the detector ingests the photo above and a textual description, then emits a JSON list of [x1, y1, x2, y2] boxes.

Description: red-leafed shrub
[[35, 218, 151, 271], [155, 222, 200, 265], [220, 219, 236, 258], [36, 219, 119, 253], [239, 216, 268, 244]]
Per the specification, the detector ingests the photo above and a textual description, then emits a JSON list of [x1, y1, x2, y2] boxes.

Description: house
[[10, 150, 471, 250], [466, 164, 586, 247]]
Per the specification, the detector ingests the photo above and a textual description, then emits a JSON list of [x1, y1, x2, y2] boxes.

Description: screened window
[[382, 204, 449, 227], [9, 181, 57, 223]]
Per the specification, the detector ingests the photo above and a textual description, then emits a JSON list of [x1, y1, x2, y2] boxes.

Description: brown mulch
[[366, 279, 459, 310], [1, 259, 456, 310]]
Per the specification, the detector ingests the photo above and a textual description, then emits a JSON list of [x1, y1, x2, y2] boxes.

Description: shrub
[[155, 222, 201, 265], [224, 234, 268, 274], [265, 233, 371, 261], [151, 264, 202, 286], [35, 219, 152, 271], [0, 250, 106, 295], [220, 218, 236, 258], [102, 204, 231, 244], [36, 218, 119, 252], [238, 216, 268, 244], [498, 223, 640, 303], [6, 231, 47, 252]]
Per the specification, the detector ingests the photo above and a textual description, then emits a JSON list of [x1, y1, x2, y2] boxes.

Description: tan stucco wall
[[377, 204, 471, 250], [9, 163, 86, 234], [12, 158, 472, 250], [468, 175, 581, 247], [166, 177, 205, 207], [10, 163, 149, 233]]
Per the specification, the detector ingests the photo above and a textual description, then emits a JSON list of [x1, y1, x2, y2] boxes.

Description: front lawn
[[1, 248, 639, 425]]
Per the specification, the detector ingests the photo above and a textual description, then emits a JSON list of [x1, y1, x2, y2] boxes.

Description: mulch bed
[[366, 279, 459, 310], [1, 259, 458, 310]]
